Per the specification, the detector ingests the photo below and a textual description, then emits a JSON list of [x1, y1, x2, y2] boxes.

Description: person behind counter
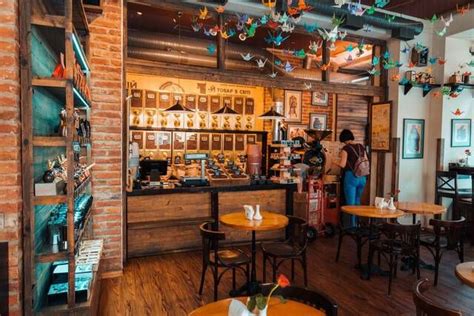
[[333, 129, 370, 227]]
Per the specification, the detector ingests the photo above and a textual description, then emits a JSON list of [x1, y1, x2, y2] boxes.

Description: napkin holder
[[244, 205, 254, 220]]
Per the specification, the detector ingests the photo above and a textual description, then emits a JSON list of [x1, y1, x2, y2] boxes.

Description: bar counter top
[[127, 182, 297, 196]]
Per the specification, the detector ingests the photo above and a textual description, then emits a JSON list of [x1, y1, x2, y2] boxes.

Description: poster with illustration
[[309, 113, 327, 130], [402, 119, 424, 159], [284, 90, 302, 122], [451, 119, 471, 147], [288, 124, 307, 141], [311, 91, 328, 106]]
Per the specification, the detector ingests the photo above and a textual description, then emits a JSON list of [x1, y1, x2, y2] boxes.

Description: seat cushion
[[261, 242, 303, 257], [210, 249, 250, 266]]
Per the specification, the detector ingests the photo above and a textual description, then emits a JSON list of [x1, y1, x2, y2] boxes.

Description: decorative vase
[[253, 205, 262, 221], [388, 197, 396, 211]]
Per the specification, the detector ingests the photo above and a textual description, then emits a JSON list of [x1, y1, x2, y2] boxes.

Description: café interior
[[2, 0, 474, 315]]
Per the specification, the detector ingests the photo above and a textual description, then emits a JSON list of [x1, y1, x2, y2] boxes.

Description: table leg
[[360, 218, 389, 280], [412, 214, 417, 224], [230, 230, 259, 296], [251, 230, 257, 283]]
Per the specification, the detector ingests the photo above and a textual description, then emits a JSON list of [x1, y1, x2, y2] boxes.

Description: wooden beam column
[[322, 40, 330, 82], [436, 138, 445, 171], [391, 138, 400, 195], [217, 14, 225, 70]]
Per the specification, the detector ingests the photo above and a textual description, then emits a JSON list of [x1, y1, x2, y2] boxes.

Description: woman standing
[[334, 129, 370, 226]]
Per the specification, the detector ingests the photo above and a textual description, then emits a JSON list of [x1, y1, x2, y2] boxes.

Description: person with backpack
[[333, 129, 370, 227]]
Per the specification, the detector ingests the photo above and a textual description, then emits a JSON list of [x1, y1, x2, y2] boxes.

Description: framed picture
[[311, 91, 329, 106], [287, 124, 307, 141], [451, 119, 471, 147], [370, 101, 392, 152], [402, 119, 425, 159], [309, 113, 328, 130], [284, 90, 302, 122]]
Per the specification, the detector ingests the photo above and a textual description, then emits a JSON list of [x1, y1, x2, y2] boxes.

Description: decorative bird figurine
[[272, 32, 289, 46], [304, 82, 312, 90], [456, 3, 470, 15], [320, 63, 330, 71], [294, 49, 306, 58], [391, 73, 401, 81], [207, 44, 216, 55], [191, 17, 203, 32], [429, 14, 439, 24], [432, 91, 441, 98], [441, 13, 453, 27], [338, 30, 347, 40], [309, 40, 322, 53], [429, 57, 438, 65], [256, 58, 268, 68], [199, 7, 209, 20], [368, 67, 381, 76], [280, 21, 295, 33], [436, 27, 447, 37], [366, 5, 376, 15], [383, 51, 391, 59], [331, 14, 345, 27], [399, 77, 409, 85], [452, 108, 464, 116], [467, 60, 474, 67], [274, 59, 282, 66], [386, 14, 395, 23], [260, 15, 269, 25], [438, 59, 447, 65], [372, 56, 380, 66], [240, 53, 253, 61], [279, 12, 289, 24], [375, 0, 390, 8], [401, 46, 410, 54], [215, 5, 225, 14], [346, 44, 354, 52], [244, 23, 258, 38], [304, 23, 318, 33], [269, 72, 277, 78]]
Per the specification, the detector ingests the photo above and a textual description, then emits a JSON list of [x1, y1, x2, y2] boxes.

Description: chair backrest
[[413, 279, 463, 316], [382, 222, 421, 250], [260, 284, 338, 316], [199, 221, 225, 264], [429, 217, 465, 250], [436, 171, 458, 193], [287, 216, 308, 250]]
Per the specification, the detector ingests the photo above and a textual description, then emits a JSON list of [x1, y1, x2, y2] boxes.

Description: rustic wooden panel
[[128, 223, 202, 257], [127, 193, 211, 224], [219, 190, 286, 215], [336, 94, 369, 144], [0, 242, 7, 316]]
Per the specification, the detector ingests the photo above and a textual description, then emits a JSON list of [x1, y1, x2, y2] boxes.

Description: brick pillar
[[0, 0, 22, 314], [87, 0, 124, 273]]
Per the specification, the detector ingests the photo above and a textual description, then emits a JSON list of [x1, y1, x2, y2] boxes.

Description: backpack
[[348, 144, 370, 177]]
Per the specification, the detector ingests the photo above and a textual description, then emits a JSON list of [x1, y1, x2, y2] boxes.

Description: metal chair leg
[[272, 258, 277, 283], [232, 268, 236, 291], [291, 259, 295, 281], [336, 230, 344, 262], [302, 253, 308, 287], [198, 264, 208, 295]]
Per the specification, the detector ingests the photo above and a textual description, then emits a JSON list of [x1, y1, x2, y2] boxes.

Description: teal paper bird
[[372, 56, 380, 66], [368, 67, 381, 76], [385, 14, 395, 23], [244, 22, 258, 38], [399, 77, 409, 85], [273, 32, 289, 46], [346, 44, 354, 52], [429, 14, 439, 24], [284, 61, 295, 73], [304, 23, 318, 33], [375, 0, 390, 8], [260, 15, 268, 25], [367, 5, 376, 15], [294, 49, 306, 58], [467, 60, 474, 67], [269, 72, 277, 78], [401, 46, 410, 54], [264, 32, 274, 44], [207, 44, 216, 55], [422, 84, 431, 92], [203, 28, 212, 36], [227, 28, 236, 38], [429, 57, 438, 65], [274, 59, 282, 66], [383, 60, 398, 70], [383, 51, 391, 59], [279, 12, 289, 24], [436, 27, 447, 37]]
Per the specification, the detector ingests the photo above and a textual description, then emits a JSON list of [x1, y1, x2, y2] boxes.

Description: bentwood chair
[[368, 222, 421, 295], [420, 217, 465, 286], [198, 222, 250, 301], [413, 279, 463, 315], [261, 216, 308, 286], [260, 284, 338, 316], [435, 171, 470, 220], [456, 173, 474, 245]]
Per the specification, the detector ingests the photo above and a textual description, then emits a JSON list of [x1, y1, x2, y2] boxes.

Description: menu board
[[211, 134, 222, 151], [199, 133, 210, 150], [159, 92, 171, 109], [247, 134, 256, 144], [131, 89, 143, 107], [145, 90, 156, 108]]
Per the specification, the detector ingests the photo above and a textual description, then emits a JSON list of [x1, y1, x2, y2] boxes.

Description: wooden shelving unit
[[21, 0, 100, 314], [444, 82, 474, 94], [399, 82, 442, 97]]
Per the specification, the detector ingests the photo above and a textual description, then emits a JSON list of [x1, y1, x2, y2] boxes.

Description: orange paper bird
[[298, 0, 312, 11], [199, 6, 209, 20], [452, 108, 464, 116], [457, 3, 470, 15], [215, 5, 225, 13], [408, 61, 415, 68], [246, 17, 253, 25], [320, 63, 330, 71], [287, 7, 300, 16], [262, 0, 276, 8], [391, 73, 401, 81], [438, 59, 447, 65], [432, 91, 441, 98], [220, 30, 230, 39], [211, 25, 221, 33]]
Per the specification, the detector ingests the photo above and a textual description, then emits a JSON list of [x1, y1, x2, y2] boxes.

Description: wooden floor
[[99, 237, 474, 316]]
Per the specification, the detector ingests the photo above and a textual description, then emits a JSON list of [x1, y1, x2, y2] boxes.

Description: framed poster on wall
[[287, 124, 307, 141], [309, 113, 327, 130], [311, 91, 328, 106], [402, 119, 425, 159], [284, 90, 302, 122], [370, 101, 392, 152], [451, 119, 471, 147]]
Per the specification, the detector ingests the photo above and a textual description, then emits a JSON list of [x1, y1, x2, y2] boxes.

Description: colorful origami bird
[[215, 5, 225, 13], [432, 91, 441, 98], [240, 53, 253, 61], [348, 1, 366, 16], [331, 14, 345, 27], [429, 14, 439, 24], [256, 59, 267, 68], [441, 13, 453, 27], [280, 21, 295, 33], [199, 7, 209, 20], [273, 32, 289, 46], [338, 30, 347, 40], [207, 44, 216, 55], [298, 0, 312, 11], [309, 40, 322, 53], [244, 23, 258, 38], [438, 59, 447, 65], [429, 57, 438, 65], [346, 44, 354, 52], [304, 23, 318, 33], [452, 108, 464, 116], [401, 46, 410, 54], [386, 14, 395, 23], [366, 5, 376, 15], [191, 17, 203, 32], [436, 27, 447, 37], [260, 15, 269, 25], [269, 72, 277, 78], [383, 51, 391, 59], [467, 60, 474, 67], [375, 0, 390, 8], [304, 82, 312, 90], [294, 49, 306, 58], [372, 56, 380, 66], [391, 73, 401, 81], [368, 67, 381, 76], [279, 12, 289, 24], [456, 3, 470, 15], [274, 59, 282, 66], [284, 61, 295, 73], [203, 28, 212, 36], [399, 77, 409, 85]]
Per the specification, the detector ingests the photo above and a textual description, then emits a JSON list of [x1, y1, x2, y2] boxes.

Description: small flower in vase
[[246, 274, 289, 315]]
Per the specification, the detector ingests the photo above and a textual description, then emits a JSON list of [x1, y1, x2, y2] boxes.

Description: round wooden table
[[189, 297, 325, 316], [341, 205, 405, 219], [396, 202, 446, 224], [220, 211, 288, 293], [455, 262, 474, 288]]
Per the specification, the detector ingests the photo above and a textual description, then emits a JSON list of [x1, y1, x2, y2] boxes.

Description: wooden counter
[[126, 184, 296, 258]]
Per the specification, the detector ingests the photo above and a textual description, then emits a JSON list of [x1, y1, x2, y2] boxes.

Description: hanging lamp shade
[[258, 107, 284, 120], [163, 99, 194, 113], [213, 104, 239, 115]]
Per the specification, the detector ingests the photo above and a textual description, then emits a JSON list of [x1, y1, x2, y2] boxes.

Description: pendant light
[[164, 11, 194, 113]]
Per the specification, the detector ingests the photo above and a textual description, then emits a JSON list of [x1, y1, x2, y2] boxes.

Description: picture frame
[[370, 101, 392, 152], [402, 119, 425, 159], [308, 113, 328, 130], [284, 90, 302, 122], [451, 119, 471, 147], [287, 124, 307, 141], [311, 91, 329, 106]]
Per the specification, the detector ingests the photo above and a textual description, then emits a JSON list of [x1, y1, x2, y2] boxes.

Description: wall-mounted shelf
[[399, 82, 442, 98], [444, 83, 474, 94]]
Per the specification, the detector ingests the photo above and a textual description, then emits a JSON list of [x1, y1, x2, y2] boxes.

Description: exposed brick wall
[[0, 0, 22, 314], [87, 0, 123, 273]]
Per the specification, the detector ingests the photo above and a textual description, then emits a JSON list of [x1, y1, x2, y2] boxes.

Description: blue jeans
[[343, 170, 367, 227]]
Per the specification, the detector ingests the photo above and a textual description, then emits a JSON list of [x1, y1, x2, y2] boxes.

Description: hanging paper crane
[[260, 15, 269, 25], [274, 59, 282, 66], [383, 51, 391, 59], [207, 44, 216, 55], [333, 0, 349, 8], [456, 3, 470, 15], [438, 59, 447, 65], [428, 57, 438, 66], [308, 40, 322, 53], [280, 21, 295, 33], [294, 49, 306, 58], [391, 73, 401, 81], [346, 44, 354, 52], [467, 60, 474, 67], [441, 14, 453, 27], [191, 17, 203, 32], [297, 0, 312, 11], [375, 0, 390, 8], [399, 77, 409, 85], [256, 59, 268, 68], [241, 53, 253, 61], [261, 0, 276, 8], [284, 61, 295, 73], [338, 30, 347, 40], [401, 46, 410, 54], [199, 7, 209, 20], [304, 82, 312, 89], [304, 23, 318, 33], [279, 12, 290, 24], [266, 31, 289, 46], [368, 67, 381, 76], [269, 72, 277, 78], [436, 27, 447, 37], [366, 5, 376, 15], [429, 14, 439, 24], [385, 14, 395, 23], [452, 108, 464, 116], [331, 14, 345, 27], [372, 56, 380, 66]]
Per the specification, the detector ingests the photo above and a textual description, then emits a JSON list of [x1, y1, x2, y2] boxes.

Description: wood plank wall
[[336, 94, 369, 144]]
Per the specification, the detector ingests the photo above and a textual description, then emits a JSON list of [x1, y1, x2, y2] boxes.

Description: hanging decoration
[[452, 108, 464, 116], [240, 53, 253, 61], [283, 61, 295, 73], [456, 3, 470, 15], [375, 0, 390, 8], [199, 7, 209, 20], [215, 5, 225, 14], [207, 44, 216, 55]]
